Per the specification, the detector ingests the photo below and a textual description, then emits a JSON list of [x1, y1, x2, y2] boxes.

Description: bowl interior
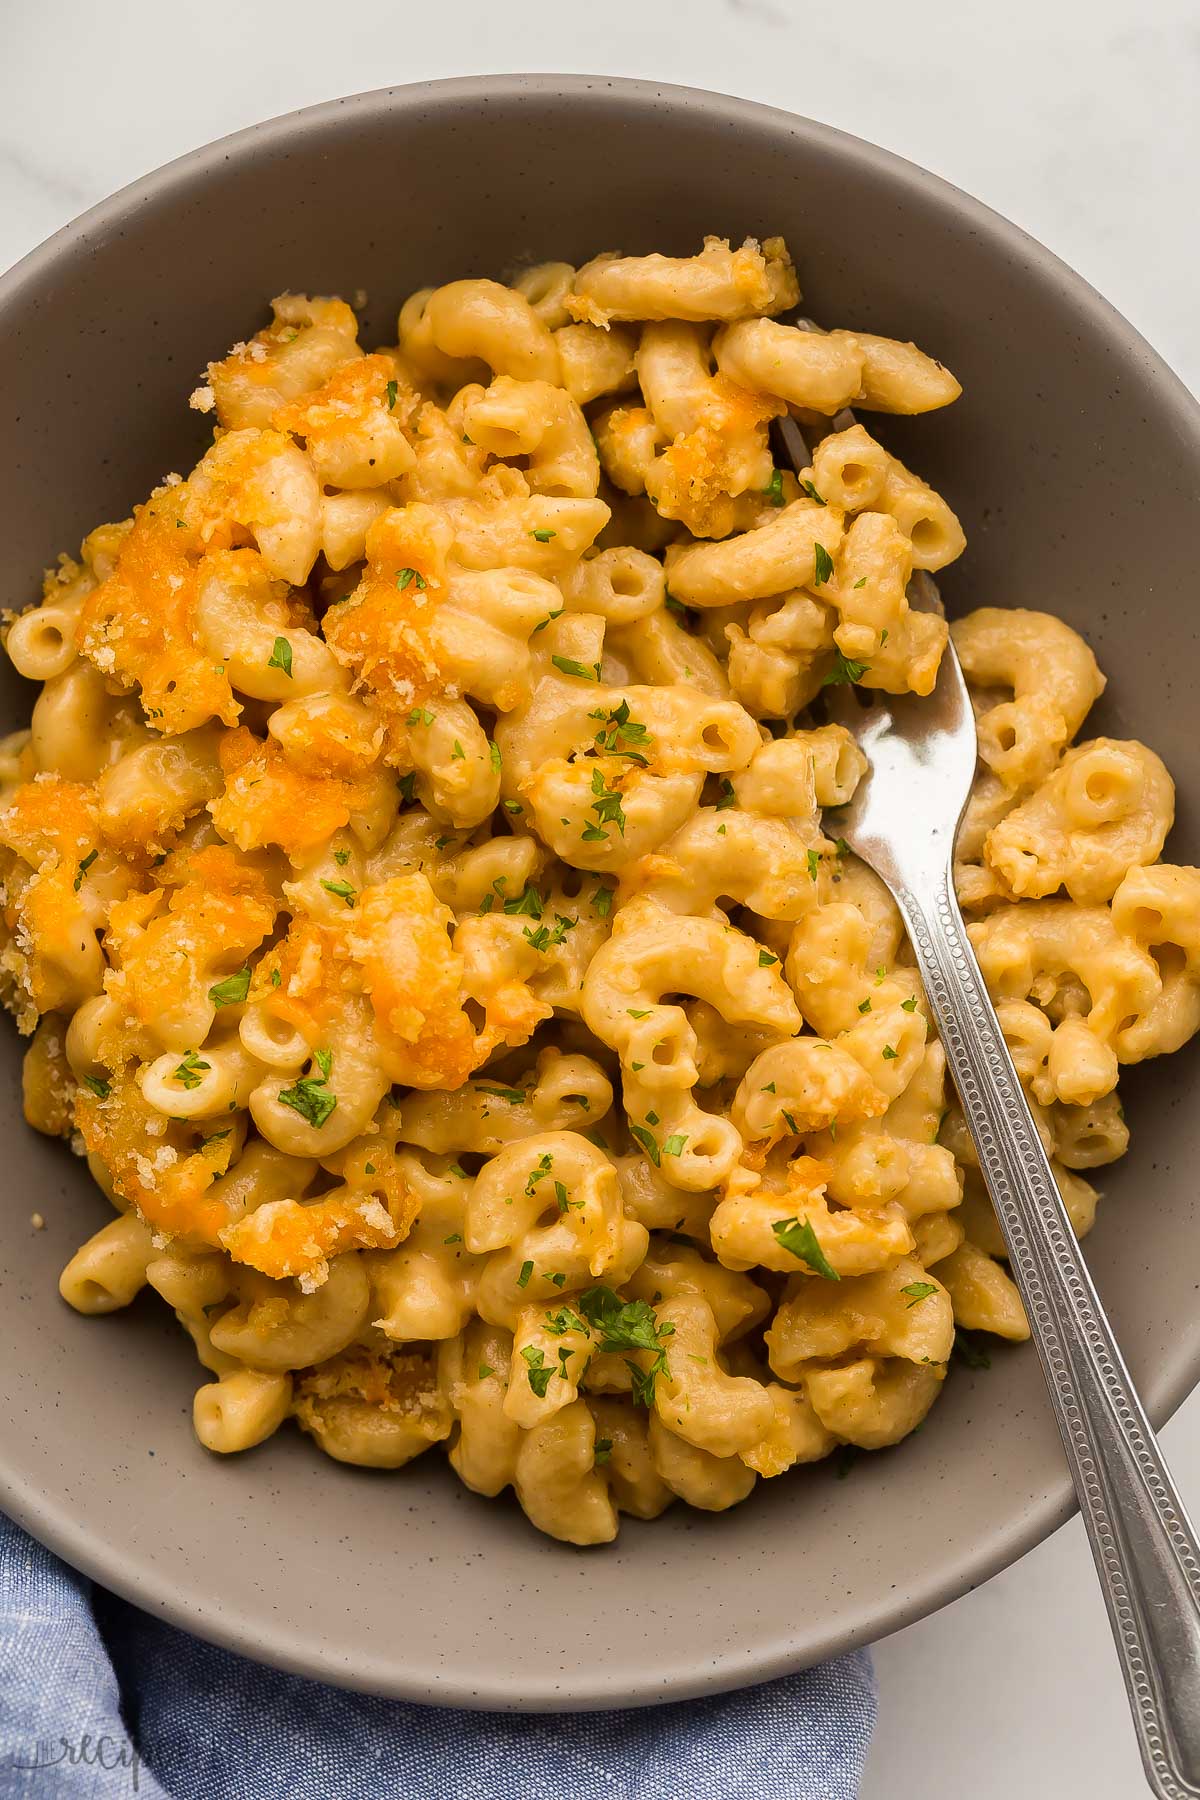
[[1, 75, 1198, 1709]]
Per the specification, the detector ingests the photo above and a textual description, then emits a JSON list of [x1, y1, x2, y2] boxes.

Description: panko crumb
[[30, 1211, 45, 1230], [188, 385, 216, 413]]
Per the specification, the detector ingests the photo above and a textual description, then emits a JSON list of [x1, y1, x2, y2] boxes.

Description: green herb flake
[[521, 1345, 555, 1397], [821, 648, 869, 686], [476, 1084, 525, 1105], [277, 1051, 337, 1130], [800, 478, 826, 506], [852, 576, 867, 590], [443, 1233, 463, 1245], [516, 1259, 534, 1290], [552, 655, 601, 681], [758, 949, 778, 967], [267, 636, 293, 678], [901, 1281, 939, 1309], [762, 468, 785, 507], [812, 543, 834, 588], [477, 1362, 494, 1380], [594, 1437, 614, 1466], [771, 1215, 840, 1280], [488, 741, 502, 773], [858, 997, 872, 1014], [714, 777, 736, 811], [170, 1050, 210, 1091], [209, 968, 251, 1008], [661, 1133, 688, 1157], [901, 996, 918, 1012], [321, 879, 357, 908], [629, 1124, 661, 1167], [385, 378, 398, 411], [407, 706, 435, 727], [627, 1008, 651, 1019], [530, 527, 557, 543], [73, 849, 98, 892], [81, 1073, 111, 1100], [882, 1044, 898, 1060], [807, 849, 821, 882], [395, 567, 427, 592]]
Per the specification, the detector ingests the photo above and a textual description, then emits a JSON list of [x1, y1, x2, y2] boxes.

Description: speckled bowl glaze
[[1, 75, 1199, 1710]]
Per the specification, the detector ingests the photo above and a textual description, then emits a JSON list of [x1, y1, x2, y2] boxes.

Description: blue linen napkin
[[0, 1511, 875, 1799]]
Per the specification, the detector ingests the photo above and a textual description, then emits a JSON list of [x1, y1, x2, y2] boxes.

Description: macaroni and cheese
[[4, 234, 1194, 1545]]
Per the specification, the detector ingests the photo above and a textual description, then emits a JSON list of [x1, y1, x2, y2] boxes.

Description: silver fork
[[797, 553, 1200, 1795]]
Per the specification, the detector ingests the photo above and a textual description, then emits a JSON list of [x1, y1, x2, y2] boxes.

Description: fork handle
[[896, 861, 1200, 1800]]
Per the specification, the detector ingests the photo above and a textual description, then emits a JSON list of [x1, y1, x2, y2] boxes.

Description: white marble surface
[[3, 4, 1198, 1794]]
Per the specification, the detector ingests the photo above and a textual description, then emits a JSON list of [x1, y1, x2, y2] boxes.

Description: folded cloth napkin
[[0, 1512, 875, 1800]]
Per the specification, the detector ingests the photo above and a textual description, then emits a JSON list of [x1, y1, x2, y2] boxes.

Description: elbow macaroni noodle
[[3, 232, 1194, 1546]]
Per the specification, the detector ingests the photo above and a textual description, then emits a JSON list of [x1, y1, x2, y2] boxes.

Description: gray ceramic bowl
[[1, 74, 1199, 1711]]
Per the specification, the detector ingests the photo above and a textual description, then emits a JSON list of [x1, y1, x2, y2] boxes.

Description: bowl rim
[[3, 70, 1200, 1710]]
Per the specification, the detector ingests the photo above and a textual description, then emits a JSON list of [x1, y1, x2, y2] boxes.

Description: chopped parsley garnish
[[544, 1306, 587, 1336], [821, 649, 870, 686], [590, 883, 614, 918], [771, 1215, 840, 1280], [172, 1049, 210, 1090], [501, 881, 544, 919], [267, 636, 293, 678], [321, 879, 357, 908], [397, 772, 417, 804], [407, 706, 434, 727], [530, 528, 557, 543], [489, 741, 502, 773], [516, 1259, 534, 1289], [209, 968, 251, 1008], [901, 1281, 939, 1308], [531, 607, 563, 634], [476, 1085, 525, 1105], [478, 1362, 494, 1380], [396, 567, 427, 591], [589, 699, 652, 765], [762, 468, 785, 506], [81, 1073, 111, 1100], [714, 777, 736, 811], [807, 849, 821, 881], [627, 1008, 651, 1019], [881, 1044, 897, 1060], [578, 1285, 676, 1408], [451, 741, 465, 760], [661, 1133, 687, 1158], [852, 576, 867, 589], [521, 1345, 555, 1397], [800, 478, 826, 505], [552, 655, 601, 681], [901, 996, 918, 1012], [73, 849, 98, 892], [812, 543, 834, 587], [333, 847, 350, 866], [270, 968, 282, 988], [582, 766, 626, 842], [781, 1109, 800, 1136], [443, 1233, 462, 1245], [594, 1438, 614, 1466], [629, 1124, 661, 1166], [503, 799, 524, 815], [858, 997, 872, 1014], [278, 1051, 337, 1129], [758, 950, 778, 967], [385, 378, 398, 411], [524, 1152, 553, 1195]]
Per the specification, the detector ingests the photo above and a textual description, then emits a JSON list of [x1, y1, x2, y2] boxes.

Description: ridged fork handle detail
[[897, 860, 1200, 1800]]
